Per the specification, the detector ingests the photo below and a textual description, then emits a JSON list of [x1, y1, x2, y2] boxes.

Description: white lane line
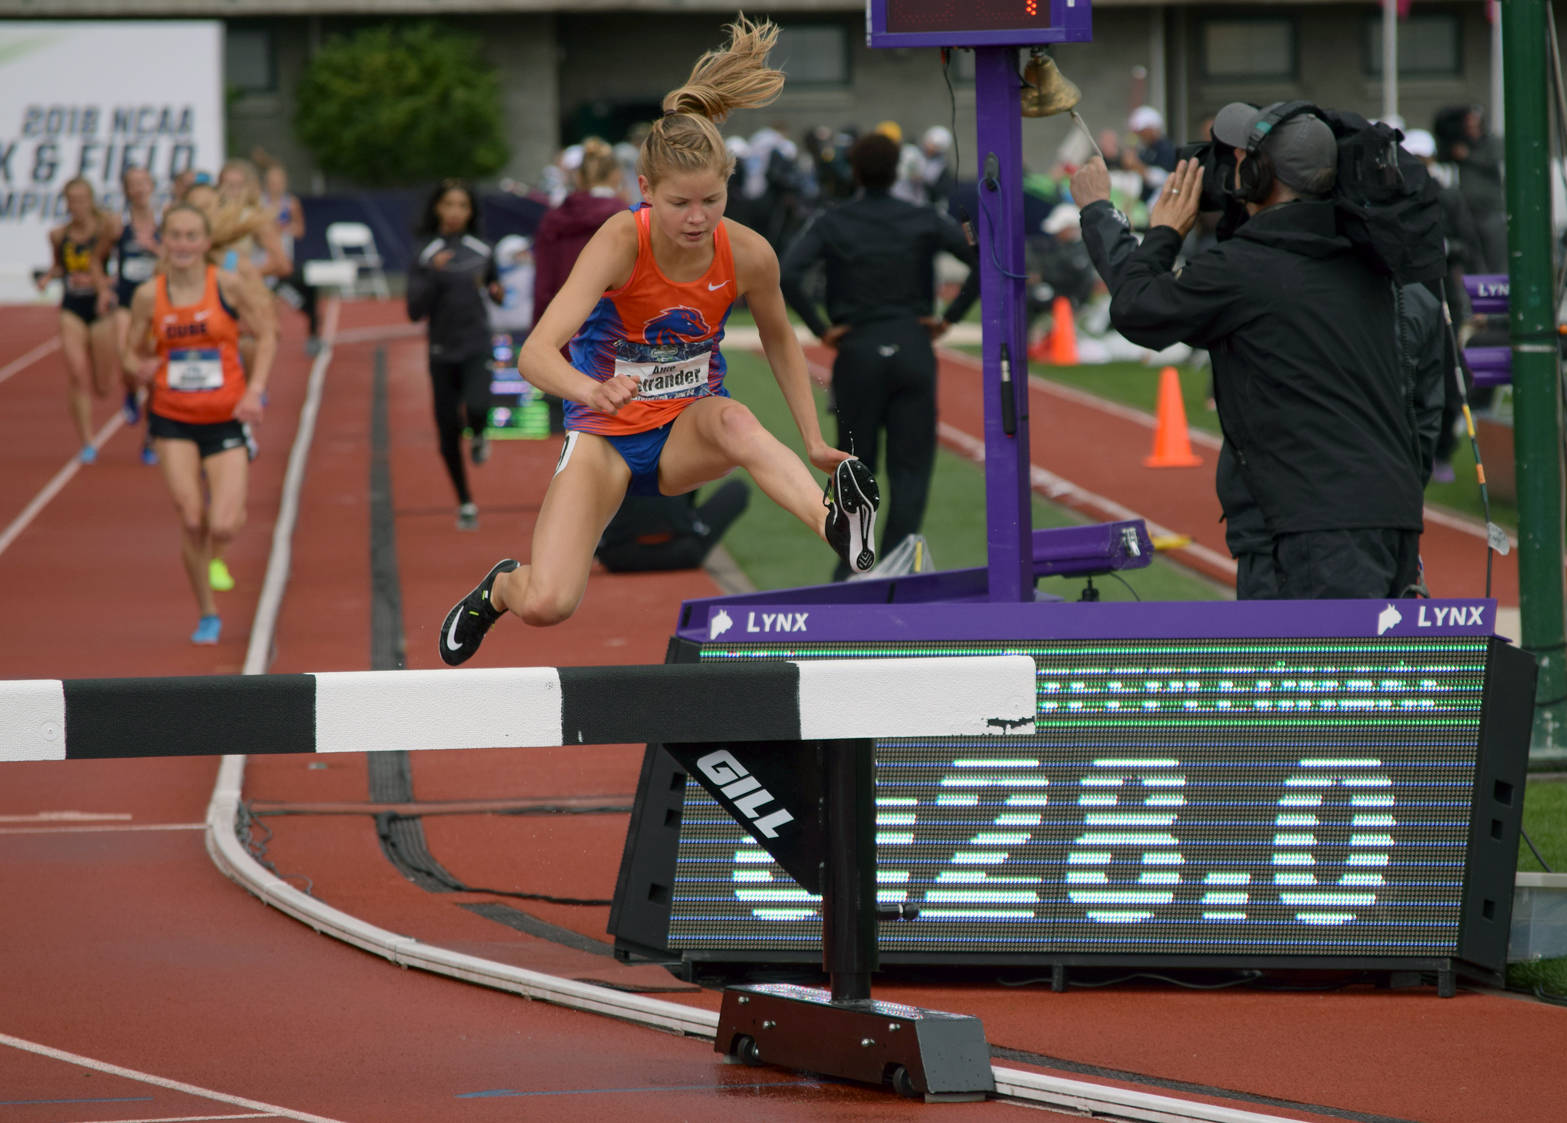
[[325, 322, 423, 346], [74, 1114, 272, 1122], [0, 811, 133, 822], [938, 420, 1238, 579], [943, 347, 1520, 551], [0, 823, 205, 836], [0, 1033, 347, 1123], [242, 343, 333, 676], [0, 410, 125, 561], [0, 337, 61, 387]]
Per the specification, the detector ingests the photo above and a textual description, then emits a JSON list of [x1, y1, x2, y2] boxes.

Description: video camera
[[1173, 139, 1251, 239]]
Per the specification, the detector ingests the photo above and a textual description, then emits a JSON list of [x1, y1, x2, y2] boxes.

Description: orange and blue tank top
[[564, 205, 736, 436], [150, 266, 247, 425]]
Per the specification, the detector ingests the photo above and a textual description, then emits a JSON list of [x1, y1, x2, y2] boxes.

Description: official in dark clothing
[[780, 132, 979, 579], [408, 179, 502, 531], [595, 476, 750, 573], [1073, 103, 1443, 600]]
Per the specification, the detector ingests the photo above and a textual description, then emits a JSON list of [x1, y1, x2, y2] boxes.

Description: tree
[[294, 22, 509, 187]]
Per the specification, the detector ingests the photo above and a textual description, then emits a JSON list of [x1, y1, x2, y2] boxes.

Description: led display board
[[610, 623, 1532, 987], [866, 0, 1092, 48]]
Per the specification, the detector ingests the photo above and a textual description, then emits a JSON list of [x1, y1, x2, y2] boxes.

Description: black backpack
[[1275, 103, 1448, 285]]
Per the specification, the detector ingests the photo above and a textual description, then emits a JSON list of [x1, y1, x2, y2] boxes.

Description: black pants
[[430, 353, 491, 505], [595, 478, 751, 572], [273, 269, 319, 337], [1236, 528, 1421, 600], [831, 319, 937, 578]]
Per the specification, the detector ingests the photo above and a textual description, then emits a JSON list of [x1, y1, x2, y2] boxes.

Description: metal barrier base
[[715, 982, 994, 1102]]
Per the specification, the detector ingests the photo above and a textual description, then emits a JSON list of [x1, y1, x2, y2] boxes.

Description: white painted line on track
[[0, 337, 61, 387], [0, 410, 125, 561], [0, 811, 132, 822], [325, 322, 423, 346], [71, 1114, 272, 1122], [940, 345, 1522, 553], [938, 420, 1238, 579], [242, 343, 334, 677], [0, 822, 205, 836], [0, 1032, 347, 1123]]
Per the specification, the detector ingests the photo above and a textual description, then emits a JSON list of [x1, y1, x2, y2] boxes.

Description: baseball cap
[[1211, 102, 1338, 196], [1128, 106, 1164, 133], [1402, 128, 1436, 159]]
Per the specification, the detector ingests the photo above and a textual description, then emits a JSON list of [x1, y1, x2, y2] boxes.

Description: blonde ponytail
[[640, 15, 785, 187]]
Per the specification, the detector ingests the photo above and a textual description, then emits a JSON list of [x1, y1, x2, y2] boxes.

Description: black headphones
[[1236, 100, 1315, 204]]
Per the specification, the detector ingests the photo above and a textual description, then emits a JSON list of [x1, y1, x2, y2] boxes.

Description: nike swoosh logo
[[445, 613, 465, 652], [707, 280, 730, 291]]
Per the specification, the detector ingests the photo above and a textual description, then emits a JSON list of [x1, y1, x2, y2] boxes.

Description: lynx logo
[[745, 611, 809, 633], [1418, 604, 1486, 627], [708, 608, 733, 640], [695, 750, 795, 838], [1376, 604, 1402, 635]]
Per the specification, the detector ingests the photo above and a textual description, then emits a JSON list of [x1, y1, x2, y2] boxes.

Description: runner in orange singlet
[[437, 16, 879, 665], [120, 203, 277, 646]]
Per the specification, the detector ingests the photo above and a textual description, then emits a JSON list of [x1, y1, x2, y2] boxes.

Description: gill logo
[[696, 750, 794, 838]]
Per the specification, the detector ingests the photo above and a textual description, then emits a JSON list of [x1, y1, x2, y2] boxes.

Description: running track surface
[[1, 299, 1560, 1123]]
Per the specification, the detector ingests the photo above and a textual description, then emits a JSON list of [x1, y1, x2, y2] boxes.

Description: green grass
[[1022, 357, 1518, 531], [1521, 777, 1567, 873], [1505, 956, 1567, 999], [713, 349, 1226, 602]]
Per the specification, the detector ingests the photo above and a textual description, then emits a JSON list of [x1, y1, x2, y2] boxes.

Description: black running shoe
[[471, 434, 490, 466], [824, 458, 880, 574], [438, 559, 519, 666]]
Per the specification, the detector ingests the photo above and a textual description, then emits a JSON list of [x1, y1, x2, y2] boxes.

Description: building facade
[[1, 1, 1527, 190]]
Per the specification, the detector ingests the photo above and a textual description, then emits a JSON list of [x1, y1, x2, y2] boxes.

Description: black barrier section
[[558, 662, 802, 746], [61, 674, 317, 759]]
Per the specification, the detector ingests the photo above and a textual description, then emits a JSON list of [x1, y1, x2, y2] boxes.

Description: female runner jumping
[[438, 16, 877, 665]]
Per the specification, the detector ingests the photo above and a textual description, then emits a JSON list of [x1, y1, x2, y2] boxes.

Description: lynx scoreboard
[[609, 596, 1534, 987]]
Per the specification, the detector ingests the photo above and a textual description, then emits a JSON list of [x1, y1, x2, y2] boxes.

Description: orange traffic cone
[[1047, 296, 1078, 365], [1144, 366, 1203, 468]]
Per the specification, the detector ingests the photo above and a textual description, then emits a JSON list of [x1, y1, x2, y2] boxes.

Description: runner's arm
[[220, 269, 277, 417]]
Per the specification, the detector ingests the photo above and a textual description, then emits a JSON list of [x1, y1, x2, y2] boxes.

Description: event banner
[[0, 21, 223, 293]]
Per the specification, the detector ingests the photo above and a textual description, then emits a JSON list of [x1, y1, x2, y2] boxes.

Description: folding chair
[[324, 221, 390, 300]]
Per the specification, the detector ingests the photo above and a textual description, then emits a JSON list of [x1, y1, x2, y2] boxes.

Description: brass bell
[[1020, 50, 1082, 118]]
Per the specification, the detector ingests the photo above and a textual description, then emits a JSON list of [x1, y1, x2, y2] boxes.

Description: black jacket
[[407, 233, 498, 362], [1081, 199, 1440, 552], [779, 188, 980, 339]]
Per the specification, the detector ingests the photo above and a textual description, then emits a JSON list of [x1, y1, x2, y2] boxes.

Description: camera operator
[[1070, 103, 1443, 600]]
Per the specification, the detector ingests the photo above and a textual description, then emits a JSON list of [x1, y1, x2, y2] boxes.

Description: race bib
[[615, 345, 712, 401], [167, 348, 224, 392], [121, 256, 156, 283]]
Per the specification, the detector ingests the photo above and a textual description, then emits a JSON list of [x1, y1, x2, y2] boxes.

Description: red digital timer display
[[885, 0, 1052, 34]]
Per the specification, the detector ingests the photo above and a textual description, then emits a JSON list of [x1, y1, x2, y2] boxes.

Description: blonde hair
[[639, 15, 784, 187], [219, 158, 263, 208], [61, 176, 114, 231], [576, 137, 621, 190]]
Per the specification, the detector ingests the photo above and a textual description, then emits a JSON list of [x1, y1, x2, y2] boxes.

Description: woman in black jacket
[[408, 179, 502, 530]]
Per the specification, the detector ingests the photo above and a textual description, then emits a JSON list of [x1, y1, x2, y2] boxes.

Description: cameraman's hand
[[1149, 158, 1203, 238], [1068, 157, 1112, 209]]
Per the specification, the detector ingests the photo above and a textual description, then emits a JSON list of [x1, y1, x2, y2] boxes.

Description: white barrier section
[[313, 667, 564, 753], [795, 655, 1037, 740], [3, 679, 66, 762]]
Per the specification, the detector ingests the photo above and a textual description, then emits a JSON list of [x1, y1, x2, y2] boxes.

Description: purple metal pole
[[973, 47, 1034, 603]]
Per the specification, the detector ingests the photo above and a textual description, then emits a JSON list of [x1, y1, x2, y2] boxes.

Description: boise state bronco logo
[[644, 306, 711, 346]]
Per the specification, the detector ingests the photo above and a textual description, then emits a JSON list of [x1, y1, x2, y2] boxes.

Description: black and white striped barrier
[[0, 657, 1037, 762]]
